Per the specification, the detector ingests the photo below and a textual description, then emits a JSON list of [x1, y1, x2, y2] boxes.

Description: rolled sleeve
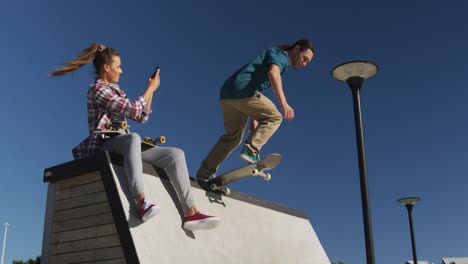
[[136, 95, 152, 123]]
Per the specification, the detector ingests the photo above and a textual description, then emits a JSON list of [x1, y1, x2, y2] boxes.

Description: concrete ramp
[[42, 151, 330, 264]]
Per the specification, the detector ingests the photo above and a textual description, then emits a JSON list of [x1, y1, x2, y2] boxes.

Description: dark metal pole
[[405, 204, 418, 264], [347, 76, 376, 264]]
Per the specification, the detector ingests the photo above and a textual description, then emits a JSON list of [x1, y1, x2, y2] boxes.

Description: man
[[197, 39, 315, 181]]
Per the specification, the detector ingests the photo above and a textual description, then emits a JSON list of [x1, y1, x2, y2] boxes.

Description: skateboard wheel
[[158, 136, 166, 144], [121, 121, 128, 129], [224, 188, 231, 195], [252, 169, 259, 176], [264, 173, 271, 181]]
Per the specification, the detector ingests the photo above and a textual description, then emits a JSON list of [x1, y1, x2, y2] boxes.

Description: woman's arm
[[93, 69, 161, 123]]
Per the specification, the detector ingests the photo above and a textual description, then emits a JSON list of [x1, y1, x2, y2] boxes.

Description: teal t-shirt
[[220, 47, 289, 100]]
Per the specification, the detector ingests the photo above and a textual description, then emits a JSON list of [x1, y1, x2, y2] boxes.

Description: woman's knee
[[124, 133, 142, 154], [127, 132, 141, 144], [128, 132, 141, 141], [168, 148, 185, 161]]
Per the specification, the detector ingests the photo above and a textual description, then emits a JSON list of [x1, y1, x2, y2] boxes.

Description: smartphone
[[150, 66, 160, 79]]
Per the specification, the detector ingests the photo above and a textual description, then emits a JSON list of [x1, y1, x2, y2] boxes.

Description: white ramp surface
[[43, 151, 330, 264]]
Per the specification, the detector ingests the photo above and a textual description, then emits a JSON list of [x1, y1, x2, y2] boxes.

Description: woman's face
[[104, 55, 123, 83]]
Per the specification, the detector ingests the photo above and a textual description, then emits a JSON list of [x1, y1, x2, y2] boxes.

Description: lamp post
[[332, 61, 379, 264], [398, 197, 421, 264], [1, 223, 9, 264]]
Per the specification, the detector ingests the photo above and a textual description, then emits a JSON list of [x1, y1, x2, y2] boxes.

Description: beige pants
[[197, 93, 282, 178]]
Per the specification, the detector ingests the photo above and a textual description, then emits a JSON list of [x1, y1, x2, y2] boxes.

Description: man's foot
[[183, 211, 221, 231], [197, 174, 216, 182], [240, 148, 260, 163], [138, 199, 160, 222], [196, 174, 216, 190]]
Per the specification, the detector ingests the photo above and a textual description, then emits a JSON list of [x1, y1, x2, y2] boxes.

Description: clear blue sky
[[1, 0, 467, 263]]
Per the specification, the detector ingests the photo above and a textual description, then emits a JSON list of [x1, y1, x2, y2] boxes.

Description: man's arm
[[268, 64, 294, 120]]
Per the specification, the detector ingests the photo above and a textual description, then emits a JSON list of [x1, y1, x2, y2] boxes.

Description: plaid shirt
[[72, 79, 151, 159]]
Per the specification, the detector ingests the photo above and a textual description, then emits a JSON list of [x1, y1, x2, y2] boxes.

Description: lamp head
[[332, 61, 379, 82], [398, 197, 421, 205]]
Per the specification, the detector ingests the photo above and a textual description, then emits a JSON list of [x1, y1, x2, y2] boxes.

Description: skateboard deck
[[208, 153, 281, 195], [92, 121, 166, 148]]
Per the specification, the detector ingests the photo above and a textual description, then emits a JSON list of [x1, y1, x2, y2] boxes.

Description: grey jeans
[[102, 132, 195, 211]]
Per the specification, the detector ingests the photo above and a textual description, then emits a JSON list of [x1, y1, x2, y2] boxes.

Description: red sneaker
[[138, 199, 160, 222], [183, 211, 221, 231]]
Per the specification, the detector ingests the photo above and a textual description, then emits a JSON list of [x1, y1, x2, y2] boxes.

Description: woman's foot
[[183, 211, 221, 231], [138, 198, 160, 222]]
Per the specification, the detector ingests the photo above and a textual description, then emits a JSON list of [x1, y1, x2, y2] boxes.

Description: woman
[[49, 43, 221, 231]]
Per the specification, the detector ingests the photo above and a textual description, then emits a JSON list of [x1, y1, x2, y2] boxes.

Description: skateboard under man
[[206, 153, 282, 195], [93, 121, 166, 147]]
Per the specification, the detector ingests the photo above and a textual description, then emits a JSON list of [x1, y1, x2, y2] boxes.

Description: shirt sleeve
[[264, 48, 288, 73], [93, 84, 151, 123]]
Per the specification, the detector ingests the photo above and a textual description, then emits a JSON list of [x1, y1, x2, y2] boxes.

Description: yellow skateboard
[[93, 121, 166, 148], [141, 136, 166, 148]]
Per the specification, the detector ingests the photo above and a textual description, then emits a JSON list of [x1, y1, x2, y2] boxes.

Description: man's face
[[291, 47, 314, 69]]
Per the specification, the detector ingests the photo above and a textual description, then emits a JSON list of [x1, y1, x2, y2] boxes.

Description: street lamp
[[1, 222, 9, 264], [398, 197, 421, 264], [332, 61, 379, 264]]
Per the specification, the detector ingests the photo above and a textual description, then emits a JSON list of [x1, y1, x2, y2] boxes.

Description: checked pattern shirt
[[72, 79, 151, 159]]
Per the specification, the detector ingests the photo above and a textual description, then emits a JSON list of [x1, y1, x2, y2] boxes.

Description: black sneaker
[[196, 174, 216, 190]]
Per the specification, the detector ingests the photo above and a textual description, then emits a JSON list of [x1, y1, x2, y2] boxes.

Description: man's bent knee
[[270, 110, 283, 126]]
